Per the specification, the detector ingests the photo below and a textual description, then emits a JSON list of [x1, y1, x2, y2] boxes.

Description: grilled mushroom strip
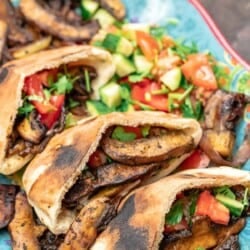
[[0, 184, 19, 229], [0, 20, 7, 62], [17, 111, 46, 144], [99, 0, 126, 20], [20, 0, 100, 41], [200, 90, 247, 166], [59, 197, 115, 250], [8, 192, 46, 250], [101, 131, 194, 165], [63, 162, 158, 208], [161, 218, 245, 250]]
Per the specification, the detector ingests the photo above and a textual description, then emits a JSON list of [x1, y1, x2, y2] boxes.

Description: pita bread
[[23, 111, 202, 234], [0, 45, 115, 175], [92, 167, 250, 250]]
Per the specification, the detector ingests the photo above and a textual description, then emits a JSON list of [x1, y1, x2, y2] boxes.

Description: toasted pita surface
[[23, 111, 202, 234], [91, 167, 250, 250], [0, 45, 115, 175]]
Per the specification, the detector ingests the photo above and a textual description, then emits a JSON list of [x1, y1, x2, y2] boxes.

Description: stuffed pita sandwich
[[0, 45, 115, 175], [92, 167, 250, 250], [23, 111, 202, 234]]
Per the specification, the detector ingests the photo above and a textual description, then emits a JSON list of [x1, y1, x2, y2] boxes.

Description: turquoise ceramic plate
[[1, 0, 249, 249]]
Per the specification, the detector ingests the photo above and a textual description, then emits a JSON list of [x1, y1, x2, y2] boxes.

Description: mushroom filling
[[159, 185, 250, 250], [6, 65, 97, 158], [63, 125, 195, 209]]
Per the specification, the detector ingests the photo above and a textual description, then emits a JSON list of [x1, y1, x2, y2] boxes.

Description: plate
[[0, 0, 249, 249]]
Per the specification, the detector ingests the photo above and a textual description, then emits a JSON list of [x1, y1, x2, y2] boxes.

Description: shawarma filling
[[63, 125, 194, 209], [7, 66, 97, 158], [160, 185, 250, 250]]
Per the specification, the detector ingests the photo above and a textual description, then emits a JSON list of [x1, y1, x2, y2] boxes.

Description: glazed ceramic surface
[[1, 0, 249, 249]]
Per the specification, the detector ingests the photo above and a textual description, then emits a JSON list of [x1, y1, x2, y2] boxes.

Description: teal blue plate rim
[[1, 0, 250, 249]]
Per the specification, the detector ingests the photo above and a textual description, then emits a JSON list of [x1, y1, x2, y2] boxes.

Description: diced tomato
[[164, 219, 188, 233], [40, 108, 61, 129], [122, 126, 143, 139], [23, 74, 44, 96], [131, 78, 168, 111], [181, 54, 218, 90], [34, 101, 57, 114], [40, 95, 65, 129], [37, 69, 58, 87], [88, 149, 108, 168], [136, 31, 159, 61], [195, 190, 230, 225], [50, 94, 65, 108], [178, 149, 210, 170]]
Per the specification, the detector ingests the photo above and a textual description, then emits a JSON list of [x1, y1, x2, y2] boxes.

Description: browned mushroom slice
[[17, 111, 47, 144], [101, 131, 194, 165], [99, 0, 126, 20], [0, 184, 19, 229], [0, 0, 35, 46], [0, 20, 7, 62], [63, 162, 157, 207], [20, 0, 100, 41], [8, 192, 46, 250], [59, 197, 115, 250]]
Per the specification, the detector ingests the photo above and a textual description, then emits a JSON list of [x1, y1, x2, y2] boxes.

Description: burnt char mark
[[0, 68, 8, 83], [111, 194, 148, 250], [53, 145, 81, 169]]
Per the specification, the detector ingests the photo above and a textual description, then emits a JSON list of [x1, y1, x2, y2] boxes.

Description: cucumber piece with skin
[[122, 23, 150, 41], [100, 82, 122, 108], [102, 34, 134, 57], [160, 67, 182, 91], [93, 8, 116, 29], [134, 54, 153, 74], [81, 0, 99, 20], [112, 54, 136, 77], [216, 194, 244, 217]]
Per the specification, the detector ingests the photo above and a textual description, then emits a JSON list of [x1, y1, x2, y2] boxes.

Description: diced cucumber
[[134, 54, 153, 74], [102, 34, 134, 57], [100, 82, 122, 108], [160, 67, 182, 91], [86, 100, 111, 115], [112, 54, 136, 77], [122, 23, 150, 41], [81, 0, 99, 20], [216, 194, 244, 217], [93, 8, 116, 29]]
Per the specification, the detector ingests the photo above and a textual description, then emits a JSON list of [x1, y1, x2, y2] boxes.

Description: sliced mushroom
[[20, 0, 100, 41], [0, 0, 35, 46], [63, 162, 157, 207], [101, 131, 194, 165], [17, 111, 46, 144], [99, 0, 126, 20], [0, 20, 7, 62], [8, 192, 46, 250], [0, 184, 19, 229], [59, 197, 115, 250]]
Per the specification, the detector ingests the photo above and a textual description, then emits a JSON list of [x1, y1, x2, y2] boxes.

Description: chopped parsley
[[165, 200, 183, 225], [172, 41, 198, 60], [18, 101, 34, 116], [50, 74, 75, 94]]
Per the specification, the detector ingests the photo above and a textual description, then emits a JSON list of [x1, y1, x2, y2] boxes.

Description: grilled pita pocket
[[0, 45, 115, 175], [92, 167, 250, 250], [23, 111, 202, 234]]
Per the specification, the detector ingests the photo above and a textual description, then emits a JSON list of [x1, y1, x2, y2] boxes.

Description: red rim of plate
[[189, 0, 250, 71]]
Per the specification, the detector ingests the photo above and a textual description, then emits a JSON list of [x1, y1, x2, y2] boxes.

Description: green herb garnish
[[165, 200, 183, 225], [18, 102, 34, 116], [172, 40, 198, 60], [84, 69, 91, 93], [50, 74, 75, 94], [111, 126, 136, 142]]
